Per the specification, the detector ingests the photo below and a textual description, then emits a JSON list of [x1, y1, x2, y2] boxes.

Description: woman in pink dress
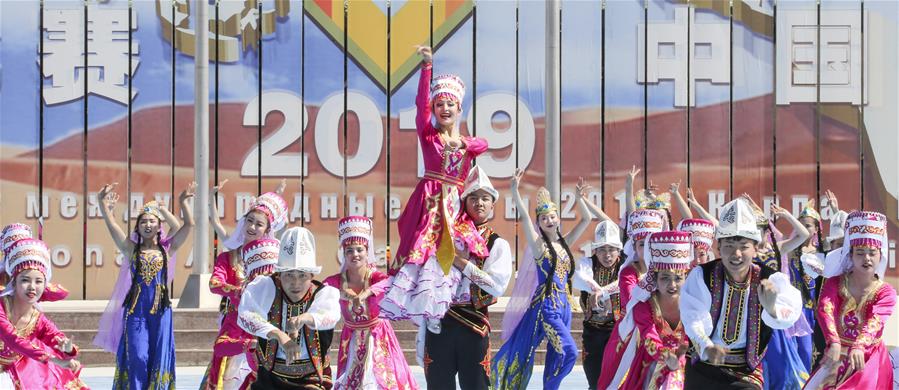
[[203, 188, 288, 390], [0, 238, 87, 389], [380, 46, 489, 326], [804, 211, 896, 390], [606, 231, 693, 390], [324, 216, 418, 390]]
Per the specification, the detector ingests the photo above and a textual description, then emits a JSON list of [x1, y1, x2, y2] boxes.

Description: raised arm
[[98, 183, 134, 254], [625, 166, 639, 216], [415, 46, 435, 134], [511, 168, 541, 254], [577, 178, 612, 223], [208, 180, 231, 240], [686, 187, 718, 225], [167, 182, 196, 253], [670, 182, 693, 222], [564, 178, 593, 243], [770, 203, 810, 254]]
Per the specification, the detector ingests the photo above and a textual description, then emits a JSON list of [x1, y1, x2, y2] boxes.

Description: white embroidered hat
[[276, 227, 321, 274], [242, 238, 280, 280], [590, 220, 622, 250], [461, 166, 498, 201], [715, 198, 761, 242]]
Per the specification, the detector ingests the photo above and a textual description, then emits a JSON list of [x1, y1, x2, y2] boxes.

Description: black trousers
[[251, 366, 332, 390], [581, 324, 613, 390], [424, 317, 491, 390], [684, 360, 761, 390]]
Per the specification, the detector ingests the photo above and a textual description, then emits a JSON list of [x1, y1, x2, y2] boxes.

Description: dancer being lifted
[[380, 46, 490, 329]]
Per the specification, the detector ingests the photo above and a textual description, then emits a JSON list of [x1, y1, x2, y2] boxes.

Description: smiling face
[[851, 246, 881, 279], [14, 269, 45, 305], [343, 244, 368, 272], [538, 211, 560, 236], [432, 98, 461, 129], [136, 214, 161, 240], [465, 190, 495, 224], [655, 269, 686, 299], [243, 210, 271, 243], [718, 237, 758, 280], [800, 217, 819, 243]]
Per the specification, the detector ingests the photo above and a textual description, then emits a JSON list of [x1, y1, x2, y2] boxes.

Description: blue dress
[[491, 248, 577, 390], [112, 250, 176, 389], [758, 250, 814, 389]]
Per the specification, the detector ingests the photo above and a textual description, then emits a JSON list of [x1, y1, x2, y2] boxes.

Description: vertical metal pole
[[545, 0, 561, 200], [193, 0, 210, 276]]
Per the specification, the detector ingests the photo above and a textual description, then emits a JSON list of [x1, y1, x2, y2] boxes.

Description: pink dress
[[804, 276, 896, 390], [596, 264, 642, 389], [204, 250, 256, 390], [0, 302, 87, 389], [380, 62, 489, 322], [324, 272, 419, 390], [618, 298, 689, 390]]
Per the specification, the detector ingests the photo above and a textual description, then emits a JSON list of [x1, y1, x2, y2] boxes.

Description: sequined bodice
[[537, 246, 572, 287], [137, 251, 164, 285]]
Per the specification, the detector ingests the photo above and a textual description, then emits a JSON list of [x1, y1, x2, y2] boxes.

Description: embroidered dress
[[112, 250, 176, 389], [0, 301, 87, 390], [323, 272, 418, 390], [804, 276, 895, 389], [617, 297, 689, 390], [595, 264, 642, 390], [380, 62, 489, 322], [491, 247, 577, 390], [202, 250, 255, 390]]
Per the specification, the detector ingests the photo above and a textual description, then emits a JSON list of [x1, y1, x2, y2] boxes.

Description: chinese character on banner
[[40, 6, 139, 106], [637, 7, 730, 108], [776, 9, 867, 105]]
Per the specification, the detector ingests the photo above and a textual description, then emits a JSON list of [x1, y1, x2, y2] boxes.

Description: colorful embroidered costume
[[380, 61, 489, 323]]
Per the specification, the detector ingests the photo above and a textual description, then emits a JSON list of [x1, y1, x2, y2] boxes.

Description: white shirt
[[238, 275, 341, 360], [572, 257, 620, 302], [679, 265, 802, 361], [451, 236, 513, 303]]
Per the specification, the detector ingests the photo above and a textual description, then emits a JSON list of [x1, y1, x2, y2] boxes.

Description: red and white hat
[[823, 211, 889, 279], [431, 73, 465, 104], [645, 231, 694, 272], [4, 238, 52, 283], [1, 223, 32, 257], [338, 216, 376, 270], [252, 192, 289, 232], [242, 238, 280, 280], [627, 209, 666, 241], [677, 218, 715, 252]]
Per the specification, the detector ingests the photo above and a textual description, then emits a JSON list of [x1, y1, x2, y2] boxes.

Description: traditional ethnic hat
[[590, 220, 622, 250], [138, 201, 164, 221], [626, 209, 666, 241], [431, 73, 465, 104], [1, 223, 32, 257], [823, 211, 889, 279], [276, 227, 321, 274], [242, 238, 280, 280], [337, 216, 376, 270], [4, 238, 52, 282], [461, 166, 498, 201], [251, 192, 289, 232], [677, 218, 715, 252], [715, 198, 761, 242], [644, 231, 694, 272], [635, 191, 671, 211], [826, 210, 848, 243], [798, 200, 821, 222], [535, 187, 559, 217]]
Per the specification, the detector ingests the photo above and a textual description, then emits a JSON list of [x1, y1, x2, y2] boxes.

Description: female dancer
[[202, 185, 288, 390], [324, 216, 418, 390], [805, 211, 895, 389], [491, 169, 591, 390], [0, 237, 87, 389], [380, 46, 490, 327], [606, 231, 693, 390], [94, 182, 195, 389]]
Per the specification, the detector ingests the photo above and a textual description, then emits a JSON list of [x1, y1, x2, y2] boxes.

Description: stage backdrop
[[1, 0, 897, 299]]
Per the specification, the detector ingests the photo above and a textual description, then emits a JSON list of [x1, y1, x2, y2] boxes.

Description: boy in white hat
[[423, 166, 513, 390], [572, 220, 623, 390], [679, 198, 803, 388], [238, 227, 341, 389]]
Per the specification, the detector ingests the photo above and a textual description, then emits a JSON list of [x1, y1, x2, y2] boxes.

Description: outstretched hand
[[416, 45, 433, 64]]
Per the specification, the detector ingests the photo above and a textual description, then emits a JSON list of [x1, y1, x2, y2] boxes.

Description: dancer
[[203, 189, 288, 390], [423, 166, 512, 390], [0, 237, 87, 389], [94, 182, 195, 389], [676, 218, 715, 266], [605, 231, 694, 390], [380, 45, 490, 326], [680, 198, 802, 388], [572, 220, 622, 390], [323, 216, 418, 390], [0, 223, 69, 302], [804, 211, 895, 389], [238, 227, 340, 389], [491, 169, 591, 390]]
